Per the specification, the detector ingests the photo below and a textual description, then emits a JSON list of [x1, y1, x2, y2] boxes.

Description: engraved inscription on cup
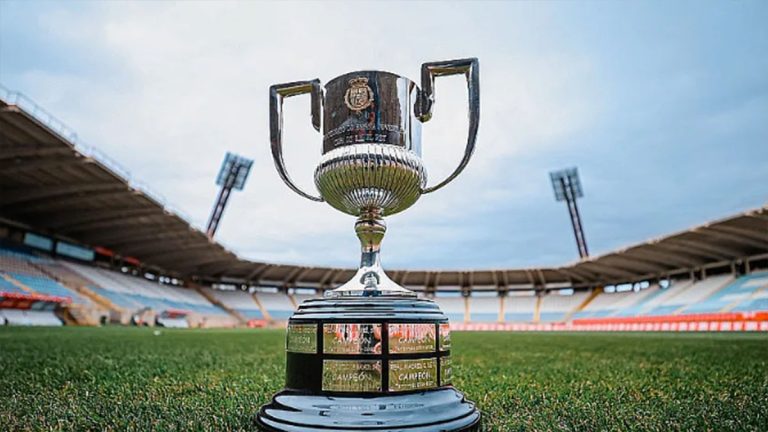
[[388, 323, 436, 354], [322, 72, 422, 155], [322, 360, 383, 392], [323, 323, 382, 355], [439, 323, 451, 351], [286, 323, 317, 354], [440, 357, 453, 386], [389, 358, 438, 392]]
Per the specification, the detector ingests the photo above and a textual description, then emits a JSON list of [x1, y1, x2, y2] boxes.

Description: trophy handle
[[270, 80, 325, 202], [417, 58, 479, 194]]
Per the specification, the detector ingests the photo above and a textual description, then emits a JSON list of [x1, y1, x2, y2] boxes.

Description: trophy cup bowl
[[256, 59, 481, 431]]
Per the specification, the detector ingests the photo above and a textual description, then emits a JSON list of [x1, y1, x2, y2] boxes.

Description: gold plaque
[[389, 358, 438, 392], [286, 323, 317, 353], [440, 356, 452, 385], [323, 323, 382, 354], [388, 323, 436, 354], [439, 323, 451, 351], [322, 360, 382, 392]]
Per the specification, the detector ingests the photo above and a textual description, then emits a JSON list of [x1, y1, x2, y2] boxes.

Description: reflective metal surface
[[441, 356, 453, 386], [389, 358, 438, 392], [440, 323, 452, 351], [388, 323, 436, 354], [314, 144, 426, 217], [322, 323, 382, 354], [322, 360, 382, 392], [256, 388, 480, 431], [268, 59, 480, 300], [286, 323, 317, 354]]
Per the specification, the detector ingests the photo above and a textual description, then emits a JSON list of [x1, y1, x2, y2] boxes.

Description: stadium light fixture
[[206, 152, 254, 239], [549, 167, 589, 259]]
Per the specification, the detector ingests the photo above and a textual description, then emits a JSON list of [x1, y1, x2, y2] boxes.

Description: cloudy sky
[[1, 1, 767, 271]]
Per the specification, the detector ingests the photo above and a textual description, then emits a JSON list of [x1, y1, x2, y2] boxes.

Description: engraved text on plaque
[[322, 360, 382, 392], [388, 323, 436, 354], [389, 358, 438, 392]]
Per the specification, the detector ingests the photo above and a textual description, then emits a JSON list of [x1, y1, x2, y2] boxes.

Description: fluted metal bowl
[[314, 144, 427, 217]]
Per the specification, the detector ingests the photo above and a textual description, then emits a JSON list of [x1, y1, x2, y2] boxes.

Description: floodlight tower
[[549, 167, 589, 259], [206, 152, 254, 239]]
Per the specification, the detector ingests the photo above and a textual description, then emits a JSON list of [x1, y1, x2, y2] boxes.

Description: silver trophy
[[270, 58, 479, 297], [259, 58, 481, 431]]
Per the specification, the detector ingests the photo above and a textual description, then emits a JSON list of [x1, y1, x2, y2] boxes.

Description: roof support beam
[[330, 270, 348, 286], [318, 269, 336, 286], [91, 227, 193, 246], [0, 183, 126, 207], [179, 258, 239, 276], [700, 228, 768, 250], [600, 255, 671, 274], [40, 207, 160, 231], [652, 242, 726, 262], [577, 262, 638, 279], [281, 267, 304, 288], [625, 247, 701, 268], [62, 213, 169, 235], [668, 238, 743, 259], [137, 243, 219, 261], [1, 189, 136, 216], [553, 268, 587, 283], [0, 157, 88, 175], [0, 146, 74, 160]]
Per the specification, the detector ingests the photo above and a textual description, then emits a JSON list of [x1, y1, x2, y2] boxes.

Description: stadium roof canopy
[[1, 90, 767, 291]]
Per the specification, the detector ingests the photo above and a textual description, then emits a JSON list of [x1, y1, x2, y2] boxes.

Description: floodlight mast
[[206, 152, 253, 239], [550, 167, 589, 259]]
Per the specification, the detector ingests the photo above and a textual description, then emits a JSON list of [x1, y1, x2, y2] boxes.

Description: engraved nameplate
[[322, 360, 382, 392], [440, 356, 452, 385], [323, 323, 382, 354], [388, 323, 436, 354], [286, 323, 317, 353], [389, 358, 438, 392], [439, 323, 451, 351]]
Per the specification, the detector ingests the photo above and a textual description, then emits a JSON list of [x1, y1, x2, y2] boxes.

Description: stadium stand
[[684, 272, 768, 314], [504, 292, 537, 322], [573, 286, 655, 319], [0, 309, 62, 327], [469, 292, 500, 322], [204, 288, 264, 320], [255, 291, 295, 320], [0, 86, 766, 330], [0, 247, 89, 303], [62, 261, 226, 315], [292, 291, 320, 307], [1, 236, 767, 330], [645, 275, 731, 316], [539, 290, 589, 322], [432, 293, 466, 323], [0, 276, 26, 294]]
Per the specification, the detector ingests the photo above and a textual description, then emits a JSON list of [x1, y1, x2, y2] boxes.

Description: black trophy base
[[255, 296, 480, 432], [256, 388, 480, 431]]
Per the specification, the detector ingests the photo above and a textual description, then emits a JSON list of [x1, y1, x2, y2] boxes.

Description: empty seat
[[257, 291, 295, 320]]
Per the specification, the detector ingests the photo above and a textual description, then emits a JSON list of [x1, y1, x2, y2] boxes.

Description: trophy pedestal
[[255, 297, 480, 432]]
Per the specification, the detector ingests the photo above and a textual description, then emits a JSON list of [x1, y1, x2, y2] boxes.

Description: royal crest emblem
[[344, 77, 374, 112]]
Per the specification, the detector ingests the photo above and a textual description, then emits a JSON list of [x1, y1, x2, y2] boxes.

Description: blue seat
[[10, 273, 87, 304], [0, 278, 25, 294], [237, 309, 264, 319], [470, 312, 498, 323], [505, 312, 533, 322], [539, 311, 565, 322]]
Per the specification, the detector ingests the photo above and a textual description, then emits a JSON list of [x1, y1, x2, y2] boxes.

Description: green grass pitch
[[1, 327, 767, 431]]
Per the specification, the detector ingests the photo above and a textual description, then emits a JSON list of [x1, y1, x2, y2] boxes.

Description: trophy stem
[[356, 208, 385, 278], [326, 208, 415, 298]]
